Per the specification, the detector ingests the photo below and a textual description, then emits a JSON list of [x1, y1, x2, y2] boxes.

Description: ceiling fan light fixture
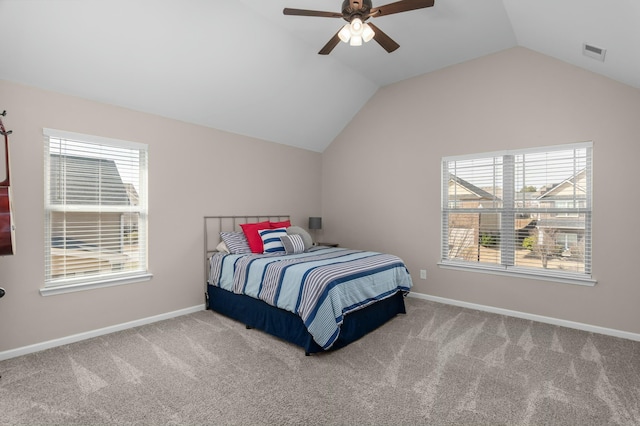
[[338, 18, 372, 46], [362, 23, 375, 42], [350, 17, 364, 36], [338, 24, 351, 43]]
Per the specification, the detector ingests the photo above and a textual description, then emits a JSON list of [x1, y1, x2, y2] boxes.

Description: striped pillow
[[280, 234, 305, 254], [258, 227, 287, 253], [220, 231, 252, 254]]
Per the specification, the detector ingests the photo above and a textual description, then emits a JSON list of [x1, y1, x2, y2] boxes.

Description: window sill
[[438, 262, 596, 287], [40, 272, 153, 296]]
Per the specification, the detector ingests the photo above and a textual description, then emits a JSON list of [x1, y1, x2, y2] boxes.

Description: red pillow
[[270, 220, 291, 229], [240, 221, 271, 253]]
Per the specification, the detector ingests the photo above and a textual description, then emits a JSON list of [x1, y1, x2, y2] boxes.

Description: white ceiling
[[1, 0, 638, 152]]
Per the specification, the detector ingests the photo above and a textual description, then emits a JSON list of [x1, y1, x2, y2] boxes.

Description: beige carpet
[[1, 297, 639, 425]]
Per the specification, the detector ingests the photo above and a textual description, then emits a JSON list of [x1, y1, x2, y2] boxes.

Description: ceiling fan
[[283, 0, 435, 55]]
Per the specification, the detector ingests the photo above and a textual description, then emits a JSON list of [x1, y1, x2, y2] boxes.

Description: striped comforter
[[208, 246, 413, 349]]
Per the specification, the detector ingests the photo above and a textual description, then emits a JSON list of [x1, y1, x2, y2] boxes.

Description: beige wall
[[322, 47, 640, 335], [0, 80, 322, 352], [2, 45, 639, 354]]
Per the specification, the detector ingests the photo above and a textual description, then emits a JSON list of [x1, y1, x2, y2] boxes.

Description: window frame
[[42, 128, 151, 296], [439, 141, 595, 286]]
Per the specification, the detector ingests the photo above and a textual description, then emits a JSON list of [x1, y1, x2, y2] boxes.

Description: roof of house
[[449, 174, 497, 201], [49, 155, 131, 206], [537, 169, 587, 200]]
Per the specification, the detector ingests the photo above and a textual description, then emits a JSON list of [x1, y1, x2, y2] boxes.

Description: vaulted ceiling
[[1, 0, 638, 152]]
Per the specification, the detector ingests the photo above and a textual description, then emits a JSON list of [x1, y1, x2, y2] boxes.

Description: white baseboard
[[408, 292, 640, 342], [0, 304, 206, 361], [3, 296, 637, 362]]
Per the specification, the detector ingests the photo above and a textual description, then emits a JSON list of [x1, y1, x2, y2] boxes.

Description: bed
[[204, 215, 413, 355]]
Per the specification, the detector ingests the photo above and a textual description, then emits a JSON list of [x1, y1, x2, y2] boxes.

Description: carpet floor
[[1, 297, 639, 425]]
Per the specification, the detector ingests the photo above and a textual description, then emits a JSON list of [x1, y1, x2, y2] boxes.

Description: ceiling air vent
[[583, 43, 606, 62]]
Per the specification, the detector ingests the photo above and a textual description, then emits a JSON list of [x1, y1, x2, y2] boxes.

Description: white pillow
[[216, 241, 230, 254]]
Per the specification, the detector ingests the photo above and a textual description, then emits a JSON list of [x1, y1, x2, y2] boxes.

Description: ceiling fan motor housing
[[342, 0, 372, 19]]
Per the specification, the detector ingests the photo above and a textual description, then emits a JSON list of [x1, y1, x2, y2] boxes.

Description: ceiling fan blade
[[369, 0, 435, 17], [367, 23, 400, 53], [318, 30, 342, 55], [283, 8, 343, 18]]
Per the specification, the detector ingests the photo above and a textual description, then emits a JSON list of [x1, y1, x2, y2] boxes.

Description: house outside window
[[43, 129, 150, 294], [440, 142, 594, 286]]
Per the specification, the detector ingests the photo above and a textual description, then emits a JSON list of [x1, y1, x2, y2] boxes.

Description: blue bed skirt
[[206, 284, 407, 354]]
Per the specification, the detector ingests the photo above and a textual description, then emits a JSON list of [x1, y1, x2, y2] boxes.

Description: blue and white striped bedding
[[208, 246, 413, 349]]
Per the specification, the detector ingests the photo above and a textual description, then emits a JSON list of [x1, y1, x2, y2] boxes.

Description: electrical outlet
[[419, 269, 427, 280]]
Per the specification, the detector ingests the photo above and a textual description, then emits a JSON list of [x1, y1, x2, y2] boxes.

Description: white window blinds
[[44, 129, 149, 289], [441, 142, 593, 285]]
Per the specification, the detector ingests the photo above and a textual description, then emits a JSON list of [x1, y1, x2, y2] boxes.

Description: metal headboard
[[204, 215, 290, 285]]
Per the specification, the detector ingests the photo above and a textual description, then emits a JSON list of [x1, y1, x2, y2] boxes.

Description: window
[[441, 142, 594, 285], [43, 129, 150, 294]]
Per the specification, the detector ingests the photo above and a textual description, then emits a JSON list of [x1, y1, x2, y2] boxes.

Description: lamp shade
[[349, 35, 362, 46], [308, 217, 322, 230], [338, 24, 351, 43], [362, 23, 375, 42]]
